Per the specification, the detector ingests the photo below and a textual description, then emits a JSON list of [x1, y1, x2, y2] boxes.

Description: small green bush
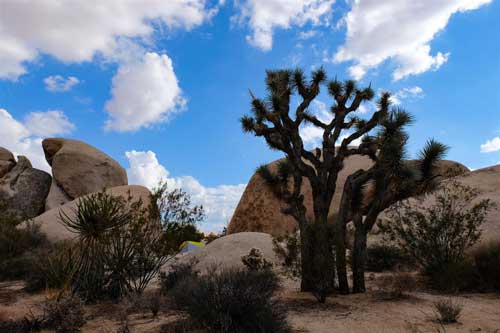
[[381, 181, 494, 275], [474, 241, 500, 291], [168, 268, 290, 333], [241, 248, 272, 271], [365, 244, 415, 272]]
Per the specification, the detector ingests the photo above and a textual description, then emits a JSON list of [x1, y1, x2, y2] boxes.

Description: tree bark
[[352, 224, 368, 293], [335, 223, 349, 294]]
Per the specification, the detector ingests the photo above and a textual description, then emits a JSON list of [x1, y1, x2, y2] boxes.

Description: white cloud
[[0, 0, 215, 79], [334, 0, 491, 80], [233, 0, 334, 50], [44, 75, 80, 92], [0, 109, 75, 171], [104, 52, 185, 132], [125, 150, 246, 232], [298, 29, 318, 39], [389, 86, 424, 105], [480, 137, 500, 153], [125, 150, 169, 190], [24, 110, 76, 137]]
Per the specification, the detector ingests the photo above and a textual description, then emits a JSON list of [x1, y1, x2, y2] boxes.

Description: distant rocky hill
[[0, 138, 150, 241], [227, 155, 470, 237]]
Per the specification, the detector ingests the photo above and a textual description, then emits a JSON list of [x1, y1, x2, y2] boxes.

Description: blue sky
[[0, 0, 499, 231]]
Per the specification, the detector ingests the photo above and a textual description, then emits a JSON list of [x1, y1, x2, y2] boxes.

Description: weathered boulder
[[45, 179, 72, 211], [31, 185, 151, 242], [227, 156, 469, 237], [42, 138, 128, 201], [0, 156, 51, 219], [0, 147, 16, 178], [164, 232, 277, 274]]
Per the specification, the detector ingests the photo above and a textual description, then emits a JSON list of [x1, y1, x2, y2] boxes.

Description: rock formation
[[0, 147, 16, 178], [0, 153, 51, 219], [227, 155, 469, 237], [42, 138, 128, 203], [32, 185, 151, 242]]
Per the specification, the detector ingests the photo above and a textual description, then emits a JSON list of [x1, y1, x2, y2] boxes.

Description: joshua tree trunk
[[352, 219, 367, 293]]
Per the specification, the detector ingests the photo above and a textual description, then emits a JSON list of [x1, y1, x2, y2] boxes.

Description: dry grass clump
[[433, 298, 463, 324], [374, 271, 417, 300]]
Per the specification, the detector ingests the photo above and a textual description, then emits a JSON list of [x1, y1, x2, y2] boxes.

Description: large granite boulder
[[32, 185, 151, 242], [227, 156, 469, 237], [0, 156, 51, 219], [0, 147, 16, 178], [42, 138, 128, 203]]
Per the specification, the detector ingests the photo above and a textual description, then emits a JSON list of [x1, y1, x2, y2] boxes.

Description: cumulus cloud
[[233, 0, 334, 50], [0, 108, 75, 171], [44, 75, 80, 92], [125, 150, 246, 232], [24, 110, 76, 137], [480, 137, 500, 153], [104, 52, 185, 132], [333, 0, 491, 80], [0, 0, 215, 79]]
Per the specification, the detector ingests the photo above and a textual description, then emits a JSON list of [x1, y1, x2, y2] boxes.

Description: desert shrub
[[365, 244, 415, 272], [433, 298, 463, 324], [473, 241, 500, 291], [429, 258, 481, 292], [241, 248, 273, 271], [43, 294, 86, 333], [59, 191, 172, 301], [25, 242, 78, 293], [381, 181, 494, 275], [0, 202, 48, 281], [375, 271, 417, 299], [160, 259, 199, 294], [168, 268, 290, 333]]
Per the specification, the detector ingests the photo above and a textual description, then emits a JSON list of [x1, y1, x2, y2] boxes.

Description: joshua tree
[[339, 115, 449, 293], [241, 68, 384, 292], [241, 68, 448, 294]]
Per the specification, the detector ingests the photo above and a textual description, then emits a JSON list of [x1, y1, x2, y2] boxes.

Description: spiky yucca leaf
[[418, 139, 449, 180]]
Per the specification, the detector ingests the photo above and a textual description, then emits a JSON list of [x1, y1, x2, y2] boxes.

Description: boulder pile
[[0, 139, 150, 241]]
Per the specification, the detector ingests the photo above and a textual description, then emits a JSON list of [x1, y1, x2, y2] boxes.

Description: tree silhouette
[[241, 68, 384, 292]]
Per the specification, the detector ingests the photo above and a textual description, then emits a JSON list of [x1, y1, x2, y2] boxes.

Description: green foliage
[[59, 191, 171, 301], [433, 299, 463, 324], [159, 259, 199, 294], [365, 244, 415, 272], [473, 241, 500, 291], [0, 202, 48, 281], [381, 181, 494, 274], [152, 182, 205, 253], [25, 242, 78, 292], [168, 268, 289, 333], [241, 248, 273, 271]]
